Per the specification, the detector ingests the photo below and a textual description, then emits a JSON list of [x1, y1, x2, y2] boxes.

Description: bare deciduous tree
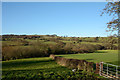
[[101, 2, 119, 32]]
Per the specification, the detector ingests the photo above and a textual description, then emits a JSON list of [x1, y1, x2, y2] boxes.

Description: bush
[[48, 44, 65, 55], [95, 44, 105, 50], [2, 43, 50, 61], [63, 43, 73, 54], [103, 43, 117, 50], [2, 41, 100, 61], [72, 44, 96, 53]]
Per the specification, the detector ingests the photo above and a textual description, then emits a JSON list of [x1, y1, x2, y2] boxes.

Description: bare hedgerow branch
[[101, 2, 119, 32]]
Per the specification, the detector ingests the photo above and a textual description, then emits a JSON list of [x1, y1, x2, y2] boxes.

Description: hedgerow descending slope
[[56, 50, 118, 65]]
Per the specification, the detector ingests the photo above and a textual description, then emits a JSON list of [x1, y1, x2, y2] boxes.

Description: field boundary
[[98, 62, 120, 79], [50, 54, 94, 72], [50, 54, 120, 79]]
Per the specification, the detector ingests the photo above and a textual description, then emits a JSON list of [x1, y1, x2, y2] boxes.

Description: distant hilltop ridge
[[1, 34, 117, 39], [2, 34, 58, 38]]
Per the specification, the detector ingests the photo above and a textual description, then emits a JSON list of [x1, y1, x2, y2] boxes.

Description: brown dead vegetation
[[50, 54, 94, 72]]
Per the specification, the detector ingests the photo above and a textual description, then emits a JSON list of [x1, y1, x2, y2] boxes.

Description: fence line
[[99, 62, 120, 79]]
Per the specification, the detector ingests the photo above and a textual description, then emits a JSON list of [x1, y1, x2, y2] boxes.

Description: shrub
[[48, 43, 65, 55], [72, 44, 96, 53], [95, 44, 105, 50], [2, 43, 50, 61], [63, 43, 73, 54], [103, 43, 117, 50]]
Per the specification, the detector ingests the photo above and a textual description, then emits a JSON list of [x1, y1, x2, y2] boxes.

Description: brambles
[[2, 69, 100, 80]]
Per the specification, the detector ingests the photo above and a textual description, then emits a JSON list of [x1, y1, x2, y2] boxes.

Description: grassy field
[[2, 57, 70, 79], [2, 36, 118, 79], [2, 57, 102, 80], [56, 50, 118, 65], [2, 50, 116, 79]]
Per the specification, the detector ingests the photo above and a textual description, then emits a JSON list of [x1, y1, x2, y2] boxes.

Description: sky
[[2, 2, 114, 37]]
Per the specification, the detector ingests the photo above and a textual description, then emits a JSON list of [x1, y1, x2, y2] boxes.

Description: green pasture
[[2, 57, 71, 79], [2, 41, 22, 46], [81, 42, 102, 45], [56, 50, 118, 65], [2, 57, 102, 79], [2, 50, 116, 79], [3, 57, 56, 71]]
